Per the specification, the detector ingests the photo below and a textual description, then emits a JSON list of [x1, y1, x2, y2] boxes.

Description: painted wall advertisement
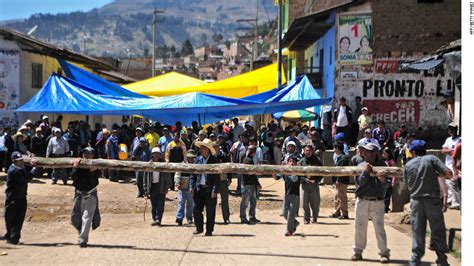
[[338, 14, 373, 65], [0, 44, 20, 128]]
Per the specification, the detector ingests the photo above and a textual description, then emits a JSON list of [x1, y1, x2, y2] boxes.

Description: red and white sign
[[375, 60, 399, 74], [363, 99, 420, 124]]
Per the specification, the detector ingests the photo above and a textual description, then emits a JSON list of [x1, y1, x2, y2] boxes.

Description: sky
[[0, 0, 114, 21]]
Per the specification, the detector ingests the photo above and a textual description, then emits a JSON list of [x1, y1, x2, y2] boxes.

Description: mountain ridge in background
[[1, 0, 277, 57]]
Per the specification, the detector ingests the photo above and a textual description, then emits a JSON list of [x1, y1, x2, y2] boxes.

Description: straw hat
[[13, 132, 24, 141], [194, 138, 217, 155]]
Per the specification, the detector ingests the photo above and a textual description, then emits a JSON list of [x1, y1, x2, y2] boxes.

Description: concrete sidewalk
[[0, 208, 459, 265]]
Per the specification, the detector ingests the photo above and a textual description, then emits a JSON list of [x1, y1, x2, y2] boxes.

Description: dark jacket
[[334, 154, 350, 184], [71, 167, 100, 192], [332, 105, 353, 126], [144, 171, 172, 195], [275, 174, 308, 196], [355, 160, 387, 199], [30, 135, 47, 157], [242, 156, 258, 186], [6, 165, 36, 201], [298, 155, 323, 183], [189, 154, 220, 193]]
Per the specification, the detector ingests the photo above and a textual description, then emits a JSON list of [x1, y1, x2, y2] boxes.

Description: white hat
[[151, 147, 162, 154], [42, 115, 49, 120], [18, 125, 28, 131], [287, 141, 296, 148], [247, 121, 255, 127], [195, 138, 217, 155], [53, 128, 61, 133]]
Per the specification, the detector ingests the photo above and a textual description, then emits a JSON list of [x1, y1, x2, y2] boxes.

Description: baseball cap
[[198, 130, 207, 136], [139, 137, 147, 142], [11, 151, 23, 161], [358, 142, 380, 151], [409, 140, 426, 151], [335, 132, 345, 141], [135, 127, 144, 132], [53, 128, 61, 133], [82, 147, 95, 153], [364, 128, 372, 134], [247, 121, 255, 127], [151, 147, 162, 154], [186, 149, 197, 158], [361, 107, 368, 112], [180, 129, 187, 135]]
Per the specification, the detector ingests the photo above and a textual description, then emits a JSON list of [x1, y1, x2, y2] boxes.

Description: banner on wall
[[363, 99, 420, 124], [338, 13, 373, 65], [0, 47, 20, 128]]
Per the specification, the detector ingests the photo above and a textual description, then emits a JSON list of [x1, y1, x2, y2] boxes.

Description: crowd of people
[[2, 98, 461, 265]]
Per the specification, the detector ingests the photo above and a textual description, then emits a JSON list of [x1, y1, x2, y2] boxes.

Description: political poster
[[338, 14, 373, 65], [0, 44, 20, 128]]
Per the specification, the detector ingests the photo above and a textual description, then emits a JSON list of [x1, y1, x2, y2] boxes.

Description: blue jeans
[[136, 171, 145, 197], [240, 185, 257, 220], [176, 189, 194, 222], [410, 197, 449, 266]]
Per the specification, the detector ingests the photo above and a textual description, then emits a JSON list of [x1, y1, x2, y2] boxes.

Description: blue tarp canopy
[[58, 59, 148, 98], [16, 74, 332, 125]]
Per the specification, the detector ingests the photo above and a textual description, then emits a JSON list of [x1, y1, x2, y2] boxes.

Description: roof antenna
[[27, 25, 38, 36]]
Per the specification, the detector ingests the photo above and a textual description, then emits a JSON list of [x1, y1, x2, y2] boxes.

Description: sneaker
[[339, 215, 349, 219], [187, 220, 193, 225], [176, 219, 183, 226], [284, 231, 293, 237], [311, 219, 318, 224], [204, 231, 213, 236], [248, 220, 256, 225], [51, 180, 57, 185], [329, 213, 340, 218], [193, 230, 203, 235], [79, 242, 87, 248], [380, 255, 390, 263], [304, 220, 310, 224], [6, 239, 19, 245], [351, 253, 363, 261], [241, 219, 249, 224], [223, 220, 230, 225]]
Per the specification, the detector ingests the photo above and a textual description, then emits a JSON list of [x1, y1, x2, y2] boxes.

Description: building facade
[[282, 0, 461, 144]]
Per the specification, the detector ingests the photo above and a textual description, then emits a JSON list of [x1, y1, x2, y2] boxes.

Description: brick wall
[[370, 0, 461, 56]]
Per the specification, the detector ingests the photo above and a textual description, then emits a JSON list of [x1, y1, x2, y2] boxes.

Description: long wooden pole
[[23, 157, 404, 177]]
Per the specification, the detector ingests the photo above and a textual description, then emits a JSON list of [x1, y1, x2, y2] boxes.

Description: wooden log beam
[[22, 156, 404, 177]]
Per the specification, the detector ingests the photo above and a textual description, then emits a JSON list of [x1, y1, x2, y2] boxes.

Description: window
[[32, 63, 43, 88]]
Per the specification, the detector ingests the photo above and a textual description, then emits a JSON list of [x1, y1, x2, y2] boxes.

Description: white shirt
[[336, 106, 349, 127], [152, 172, 160, 183], [297, 132, 310, 142], [232, 125, 245, 142], [199, 155, 210, 185], [442, 136, 461, 170]]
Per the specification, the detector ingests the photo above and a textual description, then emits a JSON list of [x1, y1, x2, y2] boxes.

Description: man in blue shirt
[[158, 128, 174, 155]]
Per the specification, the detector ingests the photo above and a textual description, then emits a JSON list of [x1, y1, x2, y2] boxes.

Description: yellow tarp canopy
[[123, 72, 206, 95], [124, 63, 286, 98]]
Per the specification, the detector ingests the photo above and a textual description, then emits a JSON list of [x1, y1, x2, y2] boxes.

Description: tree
[[201, 33, 208, 46], [181, 39, 194, 56], [212, 33, 224, 43]]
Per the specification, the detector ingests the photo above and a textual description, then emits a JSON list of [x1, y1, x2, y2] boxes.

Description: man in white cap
[[189, 138, 220, 236], [144, 147, 172, 226], [46, 128, 70, 185], [351, 142, 390, 263], [441, 122, 461, 209]]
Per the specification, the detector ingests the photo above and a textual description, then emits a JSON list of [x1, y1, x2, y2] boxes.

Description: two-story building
[[281, 0, 461, 144]]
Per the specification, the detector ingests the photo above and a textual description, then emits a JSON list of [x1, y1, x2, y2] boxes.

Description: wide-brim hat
[[195, 138, 217, 155]]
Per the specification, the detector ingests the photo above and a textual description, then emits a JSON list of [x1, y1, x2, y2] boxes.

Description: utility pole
[[277, 0, 283, 89], [253, 0, 260, 70], [152, 8, 165, 77], [236, 18, 257, 71]]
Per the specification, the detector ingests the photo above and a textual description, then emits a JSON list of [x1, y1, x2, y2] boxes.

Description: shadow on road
[[19, 242, 417, 264]]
